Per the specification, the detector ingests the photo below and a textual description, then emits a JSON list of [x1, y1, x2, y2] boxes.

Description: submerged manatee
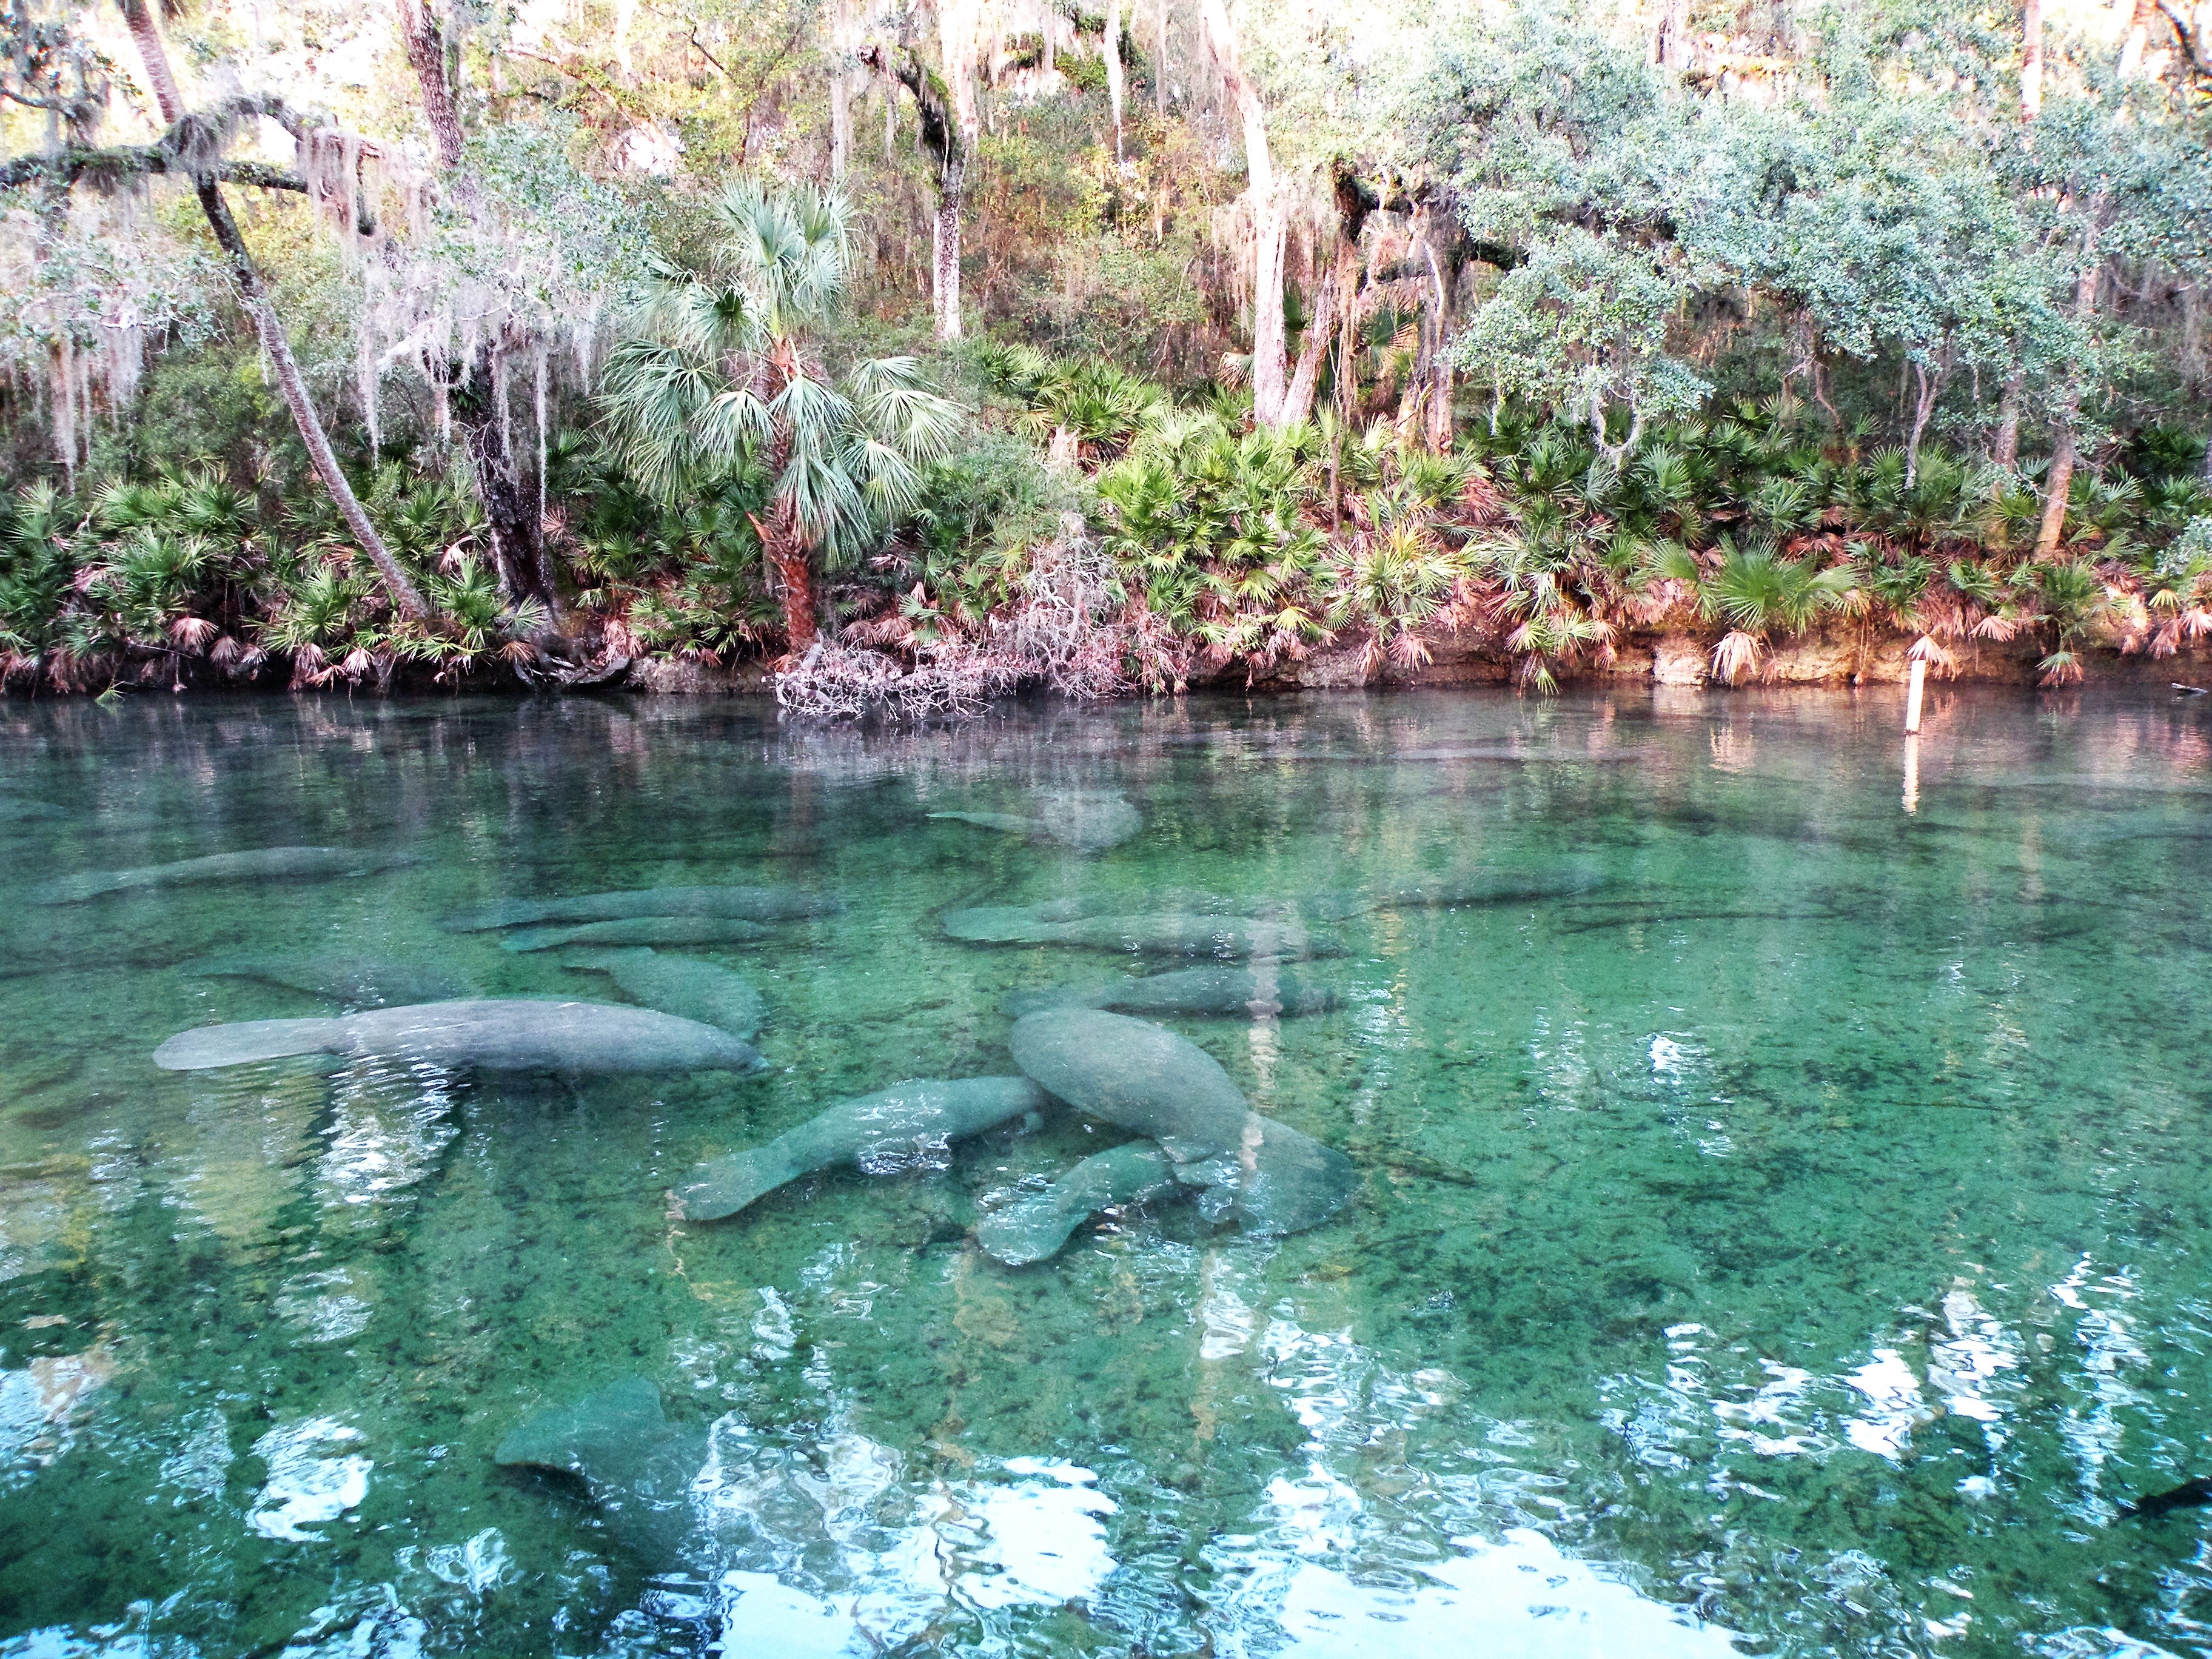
[[1005, 1009, 1355, 1250], [1003, 965, 1342, 1019], [501, 916, 771, 954], [1008, 1009, 1251, 1158], [495, 1377, 708, 1562], [187, 953, 467, 1008], [562, 948, 766, 1041], [153, 997, 767, 1075], [930, 791, 1142, 853], [447, 885, 840, 933], [976, 1140, 1181, 1265], [677, 1076, 1053, 1222], [33, 846, 415, 905], [0, 798, 68, 825], [943, 908, 1339, 959], [1307, 866, 1605, 921]]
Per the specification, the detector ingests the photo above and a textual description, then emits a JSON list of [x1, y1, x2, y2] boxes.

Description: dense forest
[[2, 0, 2209, 706]]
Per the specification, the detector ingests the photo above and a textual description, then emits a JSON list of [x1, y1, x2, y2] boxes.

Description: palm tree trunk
[[119, 0, 429, 623], [762, 514, 819, 654], [2036, 213, 2106, 558]]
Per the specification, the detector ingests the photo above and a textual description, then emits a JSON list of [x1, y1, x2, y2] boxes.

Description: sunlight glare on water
[[0, 685, 2209, 1658]]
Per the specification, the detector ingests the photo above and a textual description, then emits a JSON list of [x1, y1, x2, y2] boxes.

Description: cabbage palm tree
[[598, 184, 961, 655]]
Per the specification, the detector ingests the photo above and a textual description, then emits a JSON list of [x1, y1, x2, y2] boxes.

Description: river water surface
[[0, 687, 2208, 1658]]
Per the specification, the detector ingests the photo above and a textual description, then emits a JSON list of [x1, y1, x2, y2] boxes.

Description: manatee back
[[1009, 1010, 1248, 1155], [337, 999, 763, 1073]]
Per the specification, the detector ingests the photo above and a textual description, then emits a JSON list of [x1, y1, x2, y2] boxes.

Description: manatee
[[1307, 867, 1605, 921], [0, 798, 67, 825], [501, 916, 771, 954], [187, 952, 467, 1008], [153, 998, 768, 1076], [495, 1377, 708, 1563], [33, 846, 415, 905], [929, 791, 1142, 852], [1170, 1111, 1357, 1237], [446, 885, 840, 933], [1007, 1009, 1355, 1242], [562, 949, 766, 1041], [1008, 1009, 1250, 1159], [943, 908, 1339, 959], [976, 1140, 1181, 1265], [677, 1076, 1053, 1222], [1003, 965, 1342, 1019]]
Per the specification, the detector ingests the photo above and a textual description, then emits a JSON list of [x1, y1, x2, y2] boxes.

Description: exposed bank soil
[[623, 626, 2212, 697]]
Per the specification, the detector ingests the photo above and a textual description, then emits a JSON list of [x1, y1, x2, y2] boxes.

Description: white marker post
[[1905, 658, 1926, 735]]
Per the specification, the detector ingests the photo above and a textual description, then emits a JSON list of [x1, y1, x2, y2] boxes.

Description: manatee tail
[[500, 927, 572, 954], [675, 1145, 800, 1222], [153, 1016, 347, 1071]]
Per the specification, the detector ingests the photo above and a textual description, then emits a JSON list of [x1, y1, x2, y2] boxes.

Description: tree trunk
[[763, 515, 818, 654], [1282, 263, 1338, 427], [2119, 0, 2157, 78], [1199, 0, 1285, 426], [2035, 420, 2076, 556], [118, 0, 429, 623], [1994, 364, 2023, 465], [2035, 217, 2105, 558], [398, 0, 466, 169], [400, 0, 558, 615], [1156, 0, 1168, 113], [452, 355, 558, 609], [2022, 0, 2044, 116], [1104, 0, 1125, 163], [933, 154, 965, 340]]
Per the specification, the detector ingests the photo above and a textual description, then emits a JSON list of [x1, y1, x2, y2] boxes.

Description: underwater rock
[[501, 917, 771, 953], [153, 998, 768, 1076], [187, 952, 467, 1008], [1002, 965, 1342, 1019], [677, 1076, 1054, 1222], [943, 908, 1340, 959], [33, 846, 415, 905], [1008, 1009, 1251, 1159], [495, 1376, 708, 1563], [930, 791, 1143, 852], [563, 948, 767, 1041], [975, 1140, 1181, 1265], [446, 885, 840, 933]]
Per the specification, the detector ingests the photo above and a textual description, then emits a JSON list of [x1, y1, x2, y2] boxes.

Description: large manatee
[[1003, 965, 1342, 1019], [1006, 1009, 1355, 1245], [495, 1377, 707, 1563], [187, 952, 467, 1008], [1007, 1009, 1250, 1158], [943, 908, 1339, 959], [975, 1141, 1181, 1265], [153, 998, 766, 1075], [677, 1076, 1053, 1222], [562, 948, 766, 1041], [447, 885, 839, 933], [929, 791, 1142, 853], [501, 917, 770, 954], [33, 846, 415, 905]]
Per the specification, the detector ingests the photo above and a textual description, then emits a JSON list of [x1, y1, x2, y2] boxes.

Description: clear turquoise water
[[1, 686, 2210, 1658]]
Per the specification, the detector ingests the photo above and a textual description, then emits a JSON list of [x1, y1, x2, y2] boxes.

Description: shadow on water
[[0, 685, 2210, 1655]]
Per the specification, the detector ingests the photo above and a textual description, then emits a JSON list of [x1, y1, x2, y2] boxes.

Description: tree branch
[[0, 144, 309, 193]]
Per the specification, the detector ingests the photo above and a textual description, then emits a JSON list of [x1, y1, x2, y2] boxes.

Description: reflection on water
[[1, 686, 2210, 1656]]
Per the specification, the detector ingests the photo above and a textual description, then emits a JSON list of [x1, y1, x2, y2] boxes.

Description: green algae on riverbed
[[0, 686, 2210, 1658]]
